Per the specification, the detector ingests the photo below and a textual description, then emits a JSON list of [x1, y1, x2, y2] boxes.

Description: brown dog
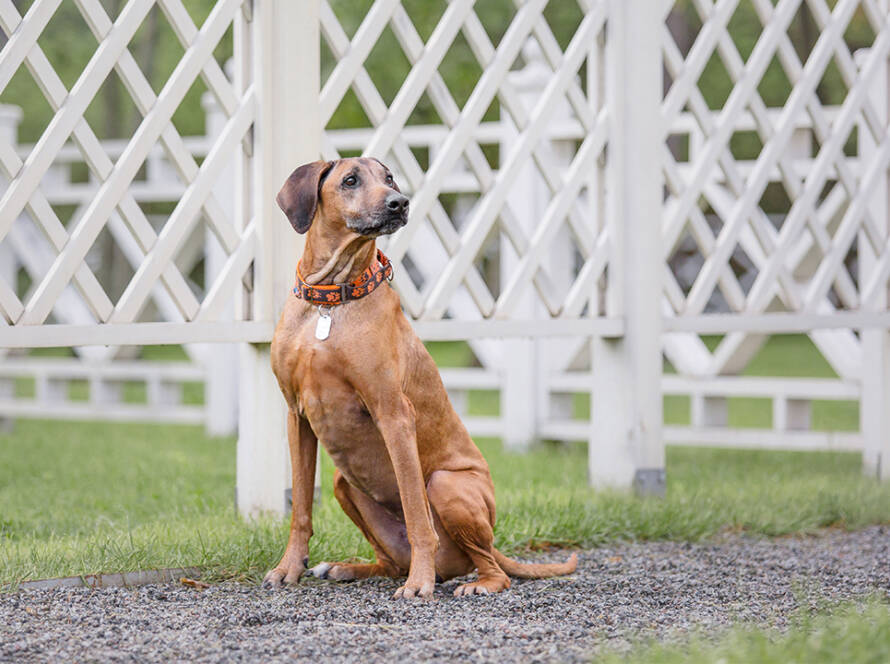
[[263, 158, 577, 598]]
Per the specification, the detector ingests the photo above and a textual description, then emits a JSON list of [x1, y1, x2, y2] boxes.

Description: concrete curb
[[13, 567, 202, 593]]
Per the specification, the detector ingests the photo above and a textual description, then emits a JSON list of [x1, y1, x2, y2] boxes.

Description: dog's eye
[[385, 174, 394, 184], [342, 175, 358, 187]]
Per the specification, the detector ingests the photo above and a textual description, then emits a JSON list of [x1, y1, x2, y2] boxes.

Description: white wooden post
[[499, 40, 576, 449], [857, 48, 890, 481], [0, 105, 21, 325], [691, 395, 727, 428], [236, 0, 320, 517], [202, 89, 238, 437], [590, 0, 665, 494], [0, 105, 22, 432], [499, 42, 544, 450]]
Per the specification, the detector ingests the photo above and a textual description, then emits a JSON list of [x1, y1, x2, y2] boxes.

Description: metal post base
[[633, 468, 666, 497]]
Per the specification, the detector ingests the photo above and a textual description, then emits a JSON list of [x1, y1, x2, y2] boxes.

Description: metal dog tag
[[315, 307, 332, 340]]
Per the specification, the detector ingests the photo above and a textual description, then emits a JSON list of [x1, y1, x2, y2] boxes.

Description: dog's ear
[[276, 160, 335, 234]]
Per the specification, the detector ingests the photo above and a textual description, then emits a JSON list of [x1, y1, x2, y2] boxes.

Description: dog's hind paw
[[308, 562, 333, 579], [453, 574, 510, 597]]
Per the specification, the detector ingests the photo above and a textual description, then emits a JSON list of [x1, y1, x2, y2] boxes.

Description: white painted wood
[[0, 358, 203, 380], [857, 45, 890, 482], [0, 0, 155, 243], [36, 376, 66, 404], [410, 317, 624, 340], [90, 378, 123, 406], [660, 375, 860, 400], [436, 368, 501, 390], [75, 0, 239, 257], [318, 1, 501, 344], [663, 427, 862, 452], [663, 311, 890, 334], [0, 0, 62, 92], [698, 397, 728, 428], [5, 219, 112, 360], [785, 399, 811, 432], [362, 0, 476, 159], [0, 401, 204, 424], [541, 422, 862, 453], [109, 92, 256, 324], [3, 0, 890, 486], [861, 330, 890, 480], [421, 8, 606, 319], [18, 0, 241, 327], [498, 40, 579, 450], [237, 0, 318, 518], [0, 103, 19, 353], [386, 0, 546, 263], [741, 23, 890, 316], [590, 0, 664, 492], [201, 92, 240, 437], [0, 10, 118, 325], [0, 321, 271, 348]]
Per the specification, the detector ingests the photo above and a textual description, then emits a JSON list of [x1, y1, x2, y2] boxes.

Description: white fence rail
[[0, 357, 204, 424]]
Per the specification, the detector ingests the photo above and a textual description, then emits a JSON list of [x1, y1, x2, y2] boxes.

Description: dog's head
[[276, 158, 408, 237]]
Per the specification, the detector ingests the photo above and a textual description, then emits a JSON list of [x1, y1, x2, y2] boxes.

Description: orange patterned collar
[[293, 249, 394, 306]]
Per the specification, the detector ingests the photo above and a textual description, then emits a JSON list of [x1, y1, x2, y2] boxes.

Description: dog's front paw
[[262, 555, 308, 589], [392, 574, 435, 599]]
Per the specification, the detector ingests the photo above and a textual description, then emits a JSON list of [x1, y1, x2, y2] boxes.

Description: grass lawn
[[604, 598, 890, 664], [2, 418, 889, 589]]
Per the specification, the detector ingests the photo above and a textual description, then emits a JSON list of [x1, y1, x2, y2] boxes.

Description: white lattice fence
[[659, 0, 890, 478], [3, 0, 890, 517], [0, 0, 263, 347]]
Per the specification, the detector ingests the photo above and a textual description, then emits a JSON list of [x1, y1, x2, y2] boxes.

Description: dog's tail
[[492, 548, 578, 579]]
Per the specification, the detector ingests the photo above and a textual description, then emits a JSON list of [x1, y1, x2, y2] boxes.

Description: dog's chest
[[297, 370, 401, 506]]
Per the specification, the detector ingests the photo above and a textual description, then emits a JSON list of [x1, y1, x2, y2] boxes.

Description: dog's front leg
[[371, 394, 438, 599], [263, 411, 318, 589]]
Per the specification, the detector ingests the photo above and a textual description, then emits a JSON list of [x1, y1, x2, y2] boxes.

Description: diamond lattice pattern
[[320, 0, 610, 323], [0, 0, 255, 329], [662, 0, 889, 377]]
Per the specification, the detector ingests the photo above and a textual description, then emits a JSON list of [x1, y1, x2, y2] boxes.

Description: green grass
[[2, 418, 889, 589], [603, 598, 890, 664], [2, 334, 886, 590]]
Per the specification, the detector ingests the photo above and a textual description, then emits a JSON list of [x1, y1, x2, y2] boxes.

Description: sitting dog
[[263, 158, 577, 598]]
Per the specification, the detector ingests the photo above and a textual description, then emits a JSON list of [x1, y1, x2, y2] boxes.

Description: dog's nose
[[386, 193, 409, 213]]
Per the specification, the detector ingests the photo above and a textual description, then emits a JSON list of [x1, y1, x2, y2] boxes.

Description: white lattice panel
[[662, 0, 890, 377], [0, 0, 258, 346], [319, 0, 611, 326]]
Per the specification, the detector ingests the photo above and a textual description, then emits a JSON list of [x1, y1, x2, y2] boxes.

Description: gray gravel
[[2, 526, 889, 663]]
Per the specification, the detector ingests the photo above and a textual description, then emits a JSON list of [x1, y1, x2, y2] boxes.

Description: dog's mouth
[[349, 210, 408, 237]]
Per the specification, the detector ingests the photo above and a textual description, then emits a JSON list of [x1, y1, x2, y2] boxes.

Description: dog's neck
[[299, 225, 377, 286]]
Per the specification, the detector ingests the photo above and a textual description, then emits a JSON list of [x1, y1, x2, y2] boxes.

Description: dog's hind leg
[[309, 470, 410, 581], [426, 469, 510, 596]]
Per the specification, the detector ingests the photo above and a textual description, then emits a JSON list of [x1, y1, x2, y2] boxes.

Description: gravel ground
[[2, 526, 889, 663]]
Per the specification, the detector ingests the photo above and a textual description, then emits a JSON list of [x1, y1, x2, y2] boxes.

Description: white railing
[[0, 358, 204, 424]]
